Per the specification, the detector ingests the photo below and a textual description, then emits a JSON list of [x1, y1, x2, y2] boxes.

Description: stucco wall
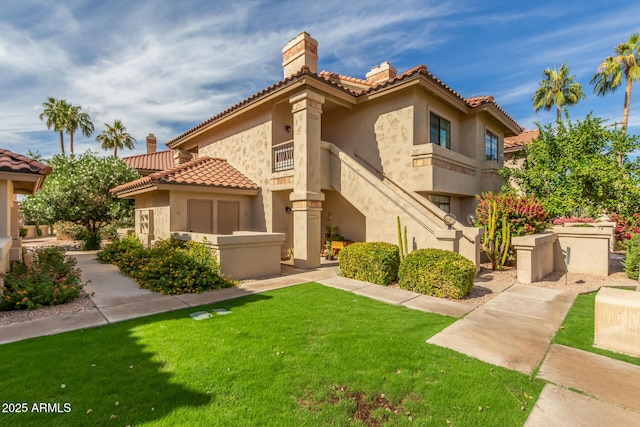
[[169, 190, 253, 232], [198, 111, 273, 232], [322, 85, 505, 219], [321, 190, 366, 243]]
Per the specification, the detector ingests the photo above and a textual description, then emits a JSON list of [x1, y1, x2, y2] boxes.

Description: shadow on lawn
[[0, 293, 273, 426]]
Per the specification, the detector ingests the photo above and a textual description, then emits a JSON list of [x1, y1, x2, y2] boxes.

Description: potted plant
[[324, 241, 334, 260]]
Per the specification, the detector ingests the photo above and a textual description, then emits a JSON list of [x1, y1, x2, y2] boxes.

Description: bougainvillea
[[610, 212, 640, 241]]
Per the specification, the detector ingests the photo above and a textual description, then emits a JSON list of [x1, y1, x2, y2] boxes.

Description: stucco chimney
[[173, 150, 191, 166], [146, 134, 157, 154], [282, 32, 318, 78], [366, 61, 397, 85]]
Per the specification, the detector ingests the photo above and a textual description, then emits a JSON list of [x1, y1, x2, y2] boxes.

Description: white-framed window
[[430, 112, 451, 149], [485, 130, 499, 161]]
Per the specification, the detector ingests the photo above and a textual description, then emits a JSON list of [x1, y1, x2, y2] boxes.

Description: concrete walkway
[[2, 252, 640, 425]]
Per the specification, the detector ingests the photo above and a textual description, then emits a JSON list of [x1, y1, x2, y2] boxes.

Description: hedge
[[338, 242, 400, 285], [398, 248, 475, 299]]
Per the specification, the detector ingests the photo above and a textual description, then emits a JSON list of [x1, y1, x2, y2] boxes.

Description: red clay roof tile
[[0, 148, 51, 175], [166, 64, 522, 147], [504, 129, 540, 152], [122, 150, 196, 173], [111, 156, 259, 195]]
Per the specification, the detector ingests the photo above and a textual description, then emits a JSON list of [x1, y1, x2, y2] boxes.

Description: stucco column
[[289, 90, 325, 268], [433, 229, 462, 253]]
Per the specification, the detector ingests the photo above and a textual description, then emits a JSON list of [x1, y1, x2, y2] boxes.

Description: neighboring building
[[0, 148, 51, 273], [122, 134, 196, 176], [504, 128, 539, 168], [113, 32, 523, 269]]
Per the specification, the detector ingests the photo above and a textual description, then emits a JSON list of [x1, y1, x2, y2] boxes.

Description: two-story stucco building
[[113, 32, 523, 271]]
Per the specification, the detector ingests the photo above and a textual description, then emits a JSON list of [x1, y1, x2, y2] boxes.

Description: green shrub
[[338, 242, 399, 285], [0, 247, 86, 311], [398, 248, 475, 299], [96, 234, 144, 265], [102, 238, 235, 295], [623, 234, 640, 280]]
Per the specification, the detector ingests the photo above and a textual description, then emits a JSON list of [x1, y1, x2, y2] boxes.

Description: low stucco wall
[[511, 233, 557, 284], [171, 231, 286, 280], [512, 226, 612, 283], [595, 287, 640, 357], [553, 226, 610, 276], [22, 225, 51, 239]]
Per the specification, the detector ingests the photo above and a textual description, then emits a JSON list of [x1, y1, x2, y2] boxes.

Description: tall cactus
[[397, 216, 408, 261], [481, 200, 511, 270]]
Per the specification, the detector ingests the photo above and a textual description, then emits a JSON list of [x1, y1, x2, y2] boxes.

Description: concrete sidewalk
[[426, 284, 640, 425], [0, 253, 338, 344]]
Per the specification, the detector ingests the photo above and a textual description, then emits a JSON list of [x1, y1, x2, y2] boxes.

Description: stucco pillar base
[[433, 229, 462, 253], [290, 197, 323, 269], [595, 287, 640, 357]]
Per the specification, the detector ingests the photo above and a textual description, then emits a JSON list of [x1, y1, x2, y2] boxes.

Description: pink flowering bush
[[0, 247, 85, 311], [610, 213, 640, 241], [475, 192, 550, 237]]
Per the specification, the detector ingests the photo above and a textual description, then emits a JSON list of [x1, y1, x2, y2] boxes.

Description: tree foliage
[[532, 63, 585, 122], [501, 113, 640, 218], [21, 152, 139, 249], [96, 119, 136, 157], [591, 32, 640, 141], [39, 98, 94, 156]]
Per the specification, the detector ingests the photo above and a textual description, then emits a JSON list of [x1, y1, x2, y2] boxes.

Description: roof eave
[[167, 74, 357, 150]]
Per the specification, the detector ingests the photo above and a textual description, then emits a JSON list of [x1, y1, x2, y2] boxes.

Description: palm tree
[[591, 32, 640, 142], [65, 105, 94, 156], [96, 119, 136, 157], [532, 63, 586, 123], [39, 97, 72, 156]]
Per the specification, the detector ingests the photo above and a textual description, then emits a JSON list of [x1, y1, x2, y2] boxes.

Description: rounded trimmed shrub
[[338, 242, 399, 285], [398, 248, 475, 299], [623, 233, 640, 280]]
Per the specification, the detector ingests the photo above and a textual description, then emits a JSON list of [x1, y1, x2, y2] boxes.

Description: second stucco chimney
[[282, 32, 318, 78], [146, 134, 157, 154], [366, 61, 397, 85], [173, 150, 191, 166]]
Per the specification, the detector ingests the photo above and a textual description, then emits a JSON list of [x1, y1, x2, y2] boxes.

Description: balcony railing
[[272, 141, 294, 172]]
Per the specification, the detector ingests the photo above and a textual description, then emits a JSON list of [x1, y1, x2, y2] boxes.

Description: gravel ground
[[2, 238, 637, 325], [0, 294, 96, 326]]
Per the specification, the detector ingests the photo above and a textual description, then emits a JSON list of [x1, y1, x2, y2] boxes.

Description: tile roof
[[504, 129, 540, 152], [122, 150, 196, 173], [166, 64, 523, 147], [111, 156, 259, 195], [0, 148, 51, 175]]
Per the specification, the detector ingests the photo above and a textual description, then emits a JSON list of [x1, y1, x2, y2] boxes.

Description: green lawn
[[0, 283, 542, 426], [554, 288, 640, 367]]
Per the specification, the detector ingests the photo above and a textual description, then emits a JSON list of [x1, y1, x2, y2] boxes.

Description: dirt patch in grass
[[301, 385, 409, 426]]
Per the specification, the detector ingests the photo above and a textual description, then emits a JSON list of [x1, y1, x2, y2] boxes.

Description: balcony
[[272, 141, 294, 172]]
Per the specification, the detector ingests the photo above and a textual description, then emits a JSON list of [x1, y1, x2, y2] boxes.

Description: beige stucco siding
[[198, 112, 273, 232]]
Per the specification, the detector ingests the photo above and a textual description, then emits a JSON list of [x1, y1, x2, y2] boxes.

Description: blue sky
[[1, 0, 639, 158]]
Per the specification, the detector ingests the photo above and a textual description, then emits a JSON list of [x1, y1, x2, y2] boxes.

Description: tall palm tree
[[96, 119, 136, 157], [39, 97, 72, 156], [591, 32, 640, 141], [66, 105, 94, 156], [532, 63, 586, 123]]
